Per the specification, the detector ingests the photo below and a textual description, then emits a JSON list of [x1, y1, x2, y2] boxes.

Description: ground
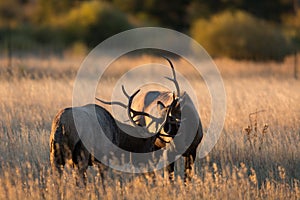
[[0, 55, 299, 199]]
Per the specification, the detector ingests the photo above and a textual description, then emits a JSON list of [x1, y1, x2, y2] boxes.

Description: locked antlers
[[96, 85, 151, 126]]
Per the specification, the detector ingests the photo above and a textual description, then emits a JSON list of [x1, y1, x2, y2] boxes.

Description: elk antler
[[163, 56, 180, 97], [96, 85, 152, 126], [122, 86, 153, 126]]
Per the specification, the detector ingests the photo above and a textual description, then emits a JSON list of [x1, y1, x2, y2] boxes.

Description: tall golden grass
[[0, 55, 299, 199]]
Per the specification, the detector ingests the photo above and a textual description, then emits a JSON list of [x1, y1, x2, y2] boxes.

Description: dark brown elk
[[49, 89, 170, 182], [129, 57, 203, 182]]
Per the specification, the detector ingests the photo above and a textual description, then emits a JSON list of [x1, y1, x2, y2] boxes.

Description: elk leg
[[73, 141, 89, 185], [166, 162, 175, 181], [50, 141, 65, 175], [96, 162, 108, 192], [184, 151, 196, 183]]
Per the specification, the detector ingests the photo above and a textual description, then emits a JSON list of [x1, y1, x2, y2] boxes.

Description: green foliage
[[84, 2, 133, 47], [56, 0, 133, 47], [282, 9, 300, 51], [191, 11, 293, 61], [0, 0, 298, 59], [188, 0, 294, 23], [0, 25, 65, 54], [31, 0, 74, 25], [0, 0, 133, 51], [110, 0, 191, 30]]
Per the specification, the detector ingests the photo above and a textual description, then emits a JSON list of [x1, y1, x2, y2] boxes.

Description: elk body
[[130, 58, 203, 181], [49, 103, 159, 180]]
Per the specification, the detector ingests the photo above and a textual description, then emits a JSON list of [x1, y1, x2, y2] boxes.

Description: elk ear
[[157, 101, 166, 114]]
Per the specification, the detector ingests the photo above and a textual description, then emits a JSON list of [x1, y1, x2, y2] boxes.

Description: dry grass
[[0, 54, 299, 199]]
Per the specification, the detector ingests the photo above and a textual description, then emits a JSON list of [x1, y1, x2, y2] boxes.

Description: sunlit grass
[[0, 55, 299, 199]]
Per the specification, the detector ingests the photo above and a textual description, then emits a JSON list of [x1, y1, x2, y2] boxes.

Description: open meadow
[[0, 55, 299, 199]]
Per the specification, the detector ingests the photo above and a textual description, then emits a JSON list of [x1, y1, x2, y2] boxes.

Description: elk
[[99, 57, 203, 182], [49, 89, 171, 182]]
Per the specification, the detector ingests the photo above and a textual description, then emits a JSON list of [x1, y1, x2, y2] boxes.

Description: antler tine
[[163, 56, 180, 96], [122, 85, 153, 126], [95, 84, 132, 108], [97, 85, 152, 126], [121, 85, 130, 98], [95, 97, 127, 108]]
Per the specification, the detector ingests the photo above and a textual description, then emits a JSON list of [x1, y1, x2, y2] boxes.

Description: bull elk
[[98, 57, 203, 182], [49, 88, 171, 182]]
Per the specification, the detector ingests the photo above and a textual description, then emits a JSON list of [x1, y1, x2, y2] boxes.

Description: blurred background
[[0, 0, 300, 61], [0, 2, 299, 197]]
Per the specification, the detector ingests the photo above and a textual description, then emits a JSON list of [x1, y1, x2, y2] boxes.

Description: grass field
[[0, 54, 299, 199]]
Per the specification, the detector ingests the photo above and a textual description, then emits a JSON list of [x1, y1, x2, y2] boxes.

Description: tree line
[[0, 0, 299, 60]]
